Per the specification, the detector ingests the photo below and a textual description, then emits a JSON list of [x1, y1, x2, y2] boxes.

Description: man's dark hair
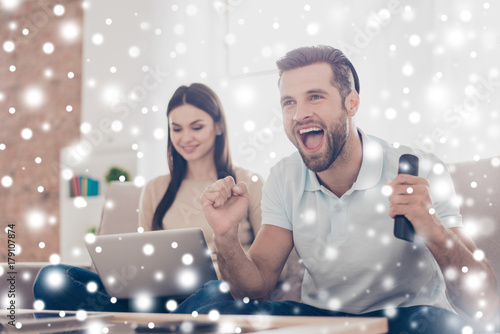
[[276, 45, 360, 100]]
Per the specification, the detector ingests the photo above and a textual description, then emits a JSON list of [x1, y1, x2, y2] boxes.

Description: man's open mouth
[[298, 126, 324, 152]]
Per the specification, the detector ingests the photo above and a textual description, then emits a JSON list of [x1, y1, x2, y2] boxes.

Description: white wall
[[81, 0, 500, 183]]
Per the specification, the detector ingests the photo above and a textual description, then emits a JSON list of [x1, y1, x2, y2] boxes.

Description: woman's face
[[169, 104, 219, 163]]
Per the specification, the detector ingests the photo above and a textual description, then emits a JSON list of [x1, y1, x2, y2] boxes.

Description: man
[[176, 46, 499, 332]]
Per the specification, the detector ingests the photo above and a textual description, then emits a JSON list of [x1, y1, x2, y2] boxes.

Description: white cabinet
[[60, 196, 105, 265], [59, 146, 137, 265]]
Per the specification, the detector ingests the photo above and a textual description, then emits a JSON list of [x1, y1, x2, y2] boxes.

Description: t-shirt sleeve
[[261, 164, 293, 231], [425, 155, 463, 228]]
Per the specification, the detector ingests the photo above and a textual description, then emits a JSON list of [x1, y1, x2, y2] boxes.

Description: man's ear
[[344, 90, 360, 117]]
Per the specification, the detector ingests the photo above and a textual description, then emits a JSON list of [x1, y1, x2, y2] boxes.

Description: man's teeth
[[299, 127, 322, 134]]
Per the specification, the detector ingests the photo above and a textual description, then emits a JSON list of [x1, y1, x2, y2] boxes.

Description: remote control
[[394, 154, 419, 242]]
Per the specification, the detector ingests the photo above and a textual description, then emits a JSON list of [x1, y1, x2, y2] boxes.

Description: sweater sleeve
[[138, 175, 170, 231], [138, 182, 154, 231]]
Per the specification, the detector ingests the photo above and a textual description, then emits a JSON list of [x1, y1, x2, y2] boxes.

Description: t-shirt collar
[[305, 128, 384, 192]]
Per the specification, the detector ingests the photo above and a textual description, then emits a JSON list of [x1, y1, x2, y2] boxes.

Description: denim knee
[[33, 264, 71, 299], [406, 306, 465, 334], [174, 280, 234, 314], [201, 280, 229, 293]]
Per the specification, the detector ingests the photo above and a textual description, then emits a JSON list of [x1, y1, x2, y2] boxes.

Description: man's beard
[[298, 113, 348, 173]]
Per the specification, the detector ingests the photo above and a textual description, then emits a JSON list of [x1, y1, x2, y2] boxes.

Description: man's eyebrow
[[280, 89, 330, 104], [280, 95, 293, 104], [307, 89, 329, 95]]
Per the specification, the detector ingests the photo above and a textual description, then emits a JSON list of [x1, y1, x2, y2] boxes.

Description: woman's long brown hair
[[151, 83, 235, 230]]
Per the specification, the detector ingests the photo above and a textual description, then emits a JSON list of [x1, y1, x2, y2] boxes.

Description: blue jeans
[[33, 264, 182, 313], [175, 280, 465, 334]]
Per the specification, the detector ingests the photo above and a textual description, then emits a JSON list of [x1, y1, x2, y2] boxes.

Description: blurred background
[[80, 0, 499, 179], [1, 0, 499, 262]]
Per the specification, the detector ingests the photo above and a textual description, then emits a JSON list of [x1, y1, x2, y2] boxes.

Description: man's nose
[[292, 102, 312, 122]]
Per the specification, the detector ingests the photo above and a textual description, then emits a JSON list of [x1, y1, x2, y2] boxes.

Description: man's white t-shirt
[[262, 129, 462, 314]]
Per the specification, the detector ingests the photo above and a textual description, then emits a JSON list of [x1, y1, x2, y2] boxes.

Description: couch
[[1, 158, 499, 329]]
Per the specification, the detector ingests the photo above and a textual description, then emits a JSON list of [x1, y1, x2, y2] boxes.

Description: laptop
[[84, 228, 218, 300]]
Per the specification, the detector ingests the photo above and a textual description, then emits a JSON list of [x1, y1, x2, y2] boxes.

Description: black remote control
[[393, 154, 419, 242]]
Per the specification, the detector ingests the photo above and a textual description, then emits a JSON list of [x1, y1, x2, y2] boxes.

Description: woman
[[139, 83, 262, 258], [33, 83, 263, 312]]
